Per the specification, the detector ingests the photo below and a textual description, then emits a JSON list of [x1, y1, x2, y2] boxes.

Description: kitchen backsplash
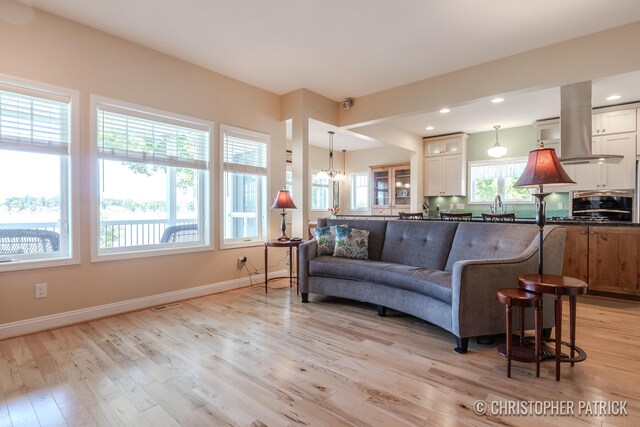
[[423, 192, 570, 219]]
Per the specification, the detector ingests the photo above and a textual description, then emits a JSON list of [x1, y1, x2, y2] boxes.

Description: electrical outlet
[[35, 282, 47, 299], [557, 202, 563, 210], [237, 257, 247, 268], [456, 203, 464, 209], [449, 204, 453, 209]]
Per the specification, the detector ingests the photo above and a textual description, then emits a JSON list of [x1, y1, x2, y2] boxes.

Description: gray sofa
[[298, 218, 567, 353]]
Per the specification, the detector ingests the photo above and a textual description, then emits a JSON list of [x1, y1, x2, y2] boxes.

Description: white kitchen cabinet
[[573, 133, 636, 190], [423, 133, 467, 196], [597, 133, 636, 190], [545, 138, 577, 193], [592, 109, 636, 136]]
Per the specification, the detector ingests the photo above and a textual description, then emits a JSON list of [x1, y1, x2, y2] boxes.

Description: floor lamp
[[514, 144, 575, 274], [271, 188, 297, 241]]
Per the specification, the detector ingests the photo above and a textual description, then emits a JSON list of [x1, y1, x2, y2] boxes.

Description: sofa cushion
[[380, 220, 458, 270], [315, 225, 348, 255], [309, 256, 453, 304], [318, 219, 388, 261], [333, 227, 370, 260], [444, 222, 538, 272]]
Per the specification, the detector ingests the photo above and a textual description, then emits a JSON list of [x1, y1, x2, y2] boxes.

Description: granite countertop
[[424, 216, 640, 227], [321, 214, 639, 227]]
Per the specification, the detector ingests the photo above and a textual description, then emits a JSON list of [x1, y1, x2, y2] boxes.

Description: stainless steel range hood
[[558, 81, 623, 165]]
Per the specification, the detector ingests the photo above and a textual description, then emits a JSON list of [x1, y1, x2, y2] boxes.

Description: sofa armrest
[[450, 226, 566, 338], [298, 239, 317, 293]]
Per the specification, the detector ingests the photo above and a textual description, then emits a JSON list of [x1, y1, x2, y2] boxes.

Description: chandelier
[[316, 131, 346, 181]]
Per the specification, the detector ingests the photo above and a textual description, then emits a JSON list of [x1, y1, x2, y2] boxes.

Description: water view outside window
[[0, 82, 74, 263], [95, 99, 209, 254]]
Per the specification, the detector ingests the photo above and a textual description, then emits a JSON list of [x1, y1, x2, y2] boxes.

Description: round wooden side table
[[264, 239, 304, 294], [496, 288, 543, 378], [518, 274, 588, 381]]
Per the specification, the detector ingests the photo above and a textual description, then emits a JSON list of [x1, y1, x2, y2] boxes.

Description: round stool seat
[[496, 287, 543, 378], [496, 288, 542, 307]]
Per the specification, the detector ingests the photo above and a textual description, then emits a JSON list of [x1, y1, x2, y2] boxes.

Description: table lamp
[[514, 144, 575, 274], [271, 188, 297, 241]]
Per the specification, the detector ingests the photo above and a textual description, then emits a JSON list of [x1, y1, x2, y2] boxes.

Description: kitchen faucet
[[493, 194, 503, 214]]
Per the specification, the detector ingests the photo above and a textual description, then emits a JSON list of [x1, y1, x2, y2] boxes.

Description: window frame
[[467, 157, 534, 205], [350, 171, 370, 211], [220, 124, 269, 249], [0, 74, 79, 272], [90, 95, 212, 262], [310, 170, 331, 211]]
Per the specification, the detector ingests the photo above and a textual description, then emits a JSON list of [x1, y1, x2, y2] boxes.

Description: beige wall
[[0, 8, 284, 325]]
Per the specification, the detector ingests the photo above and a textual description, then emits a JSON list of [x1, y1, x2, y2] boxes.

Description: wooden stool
[[518, 274, 588, 381], [496, 288, 543, 378]]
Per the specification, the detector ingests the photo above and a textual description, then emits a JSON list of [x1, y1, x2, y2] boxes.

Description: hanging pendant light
[[319, 131, 347, 181], [487, 125, 508, 158]]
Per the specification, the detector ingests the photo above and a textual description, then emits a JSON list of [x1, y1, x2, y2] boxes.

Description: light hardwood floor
[[1, 280, 639, 426]]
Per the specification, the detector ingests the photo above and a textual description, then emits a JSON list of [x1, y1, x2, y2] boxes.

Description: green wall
[[424, 125, 570, 218]]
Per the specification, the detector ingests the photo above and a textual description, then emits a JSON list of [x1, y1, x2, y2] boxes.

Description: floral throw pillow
[[315, 225, 347, 255], [333, 227, 369, 260]]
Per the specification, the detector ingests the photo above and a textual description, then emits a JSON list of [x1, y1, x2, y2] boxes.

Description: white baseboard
[[0, 269, 288, 340]]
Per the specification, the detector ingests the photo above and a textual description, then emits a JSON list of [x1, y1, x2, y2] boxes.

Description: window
[[351, 172, 369, 210], [311, 171, 330, 210], [94, 97, 210, 257], [468, 158, 532, 203], [221, 124, 268, 247], [0, 78, 77, 268]]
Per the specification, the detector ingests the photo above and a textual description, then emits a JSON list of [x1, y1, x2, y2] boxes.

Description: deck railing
[[0, 219, 197, 249]]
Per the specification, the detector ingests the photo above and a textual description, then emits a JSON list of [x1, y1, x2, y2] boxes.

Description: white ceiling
[[389, 70, 640, 137], [13, 1, 640, 148], [14, 0, 640, 101], [307, 119, 386, 151]]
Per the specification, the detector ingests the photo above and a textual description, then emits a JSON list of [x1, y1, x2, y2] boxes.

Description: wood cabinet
[[592, 109, 636, 135], [562, 225, 640, 297], [423, 133, 467, 196], [562, 226, 589, 282], [370, 163, 410, 215]]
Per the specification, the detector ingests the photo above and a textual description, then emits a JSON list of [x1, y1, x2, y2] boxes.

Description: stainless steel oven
[[571, 190, 634, 222]]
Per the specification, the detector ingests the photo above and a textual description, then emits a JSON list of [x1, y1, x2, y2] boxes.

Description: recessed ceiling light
[[606, 95, 621, 101], [439, 108, 450, 114], [425, 126, 435, 130], [491, 97, 504, 103]]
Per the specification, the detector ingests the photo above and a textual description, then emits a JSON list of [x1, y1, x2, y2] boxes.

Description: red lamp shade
[[514, 147, 576, 188], [271, 189, 297, 209]]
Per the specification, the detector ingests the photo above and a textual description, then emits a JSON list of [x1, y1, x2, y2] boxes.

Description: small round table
[[496, 288, 543, 378], [264, 239, 304, 294], [518, 274, 588, 381]]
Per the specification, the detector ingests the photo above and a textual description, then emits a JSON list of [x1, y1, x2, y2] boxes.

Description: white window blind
[[470, 159, 526, 182], [223, 128, 267, 175], [0, 85, 70, 155], [97, 103, 209, 170]]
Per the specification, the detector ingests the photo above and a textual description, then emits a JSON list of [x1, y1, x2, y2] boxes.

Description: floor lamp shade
[[514, 146, 575, 274], [272, 188, 297, 241]]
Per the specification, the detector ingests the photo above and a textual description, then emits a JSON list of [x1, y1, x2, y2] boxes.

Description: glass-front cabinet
[[370, 163, 411, 215]]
